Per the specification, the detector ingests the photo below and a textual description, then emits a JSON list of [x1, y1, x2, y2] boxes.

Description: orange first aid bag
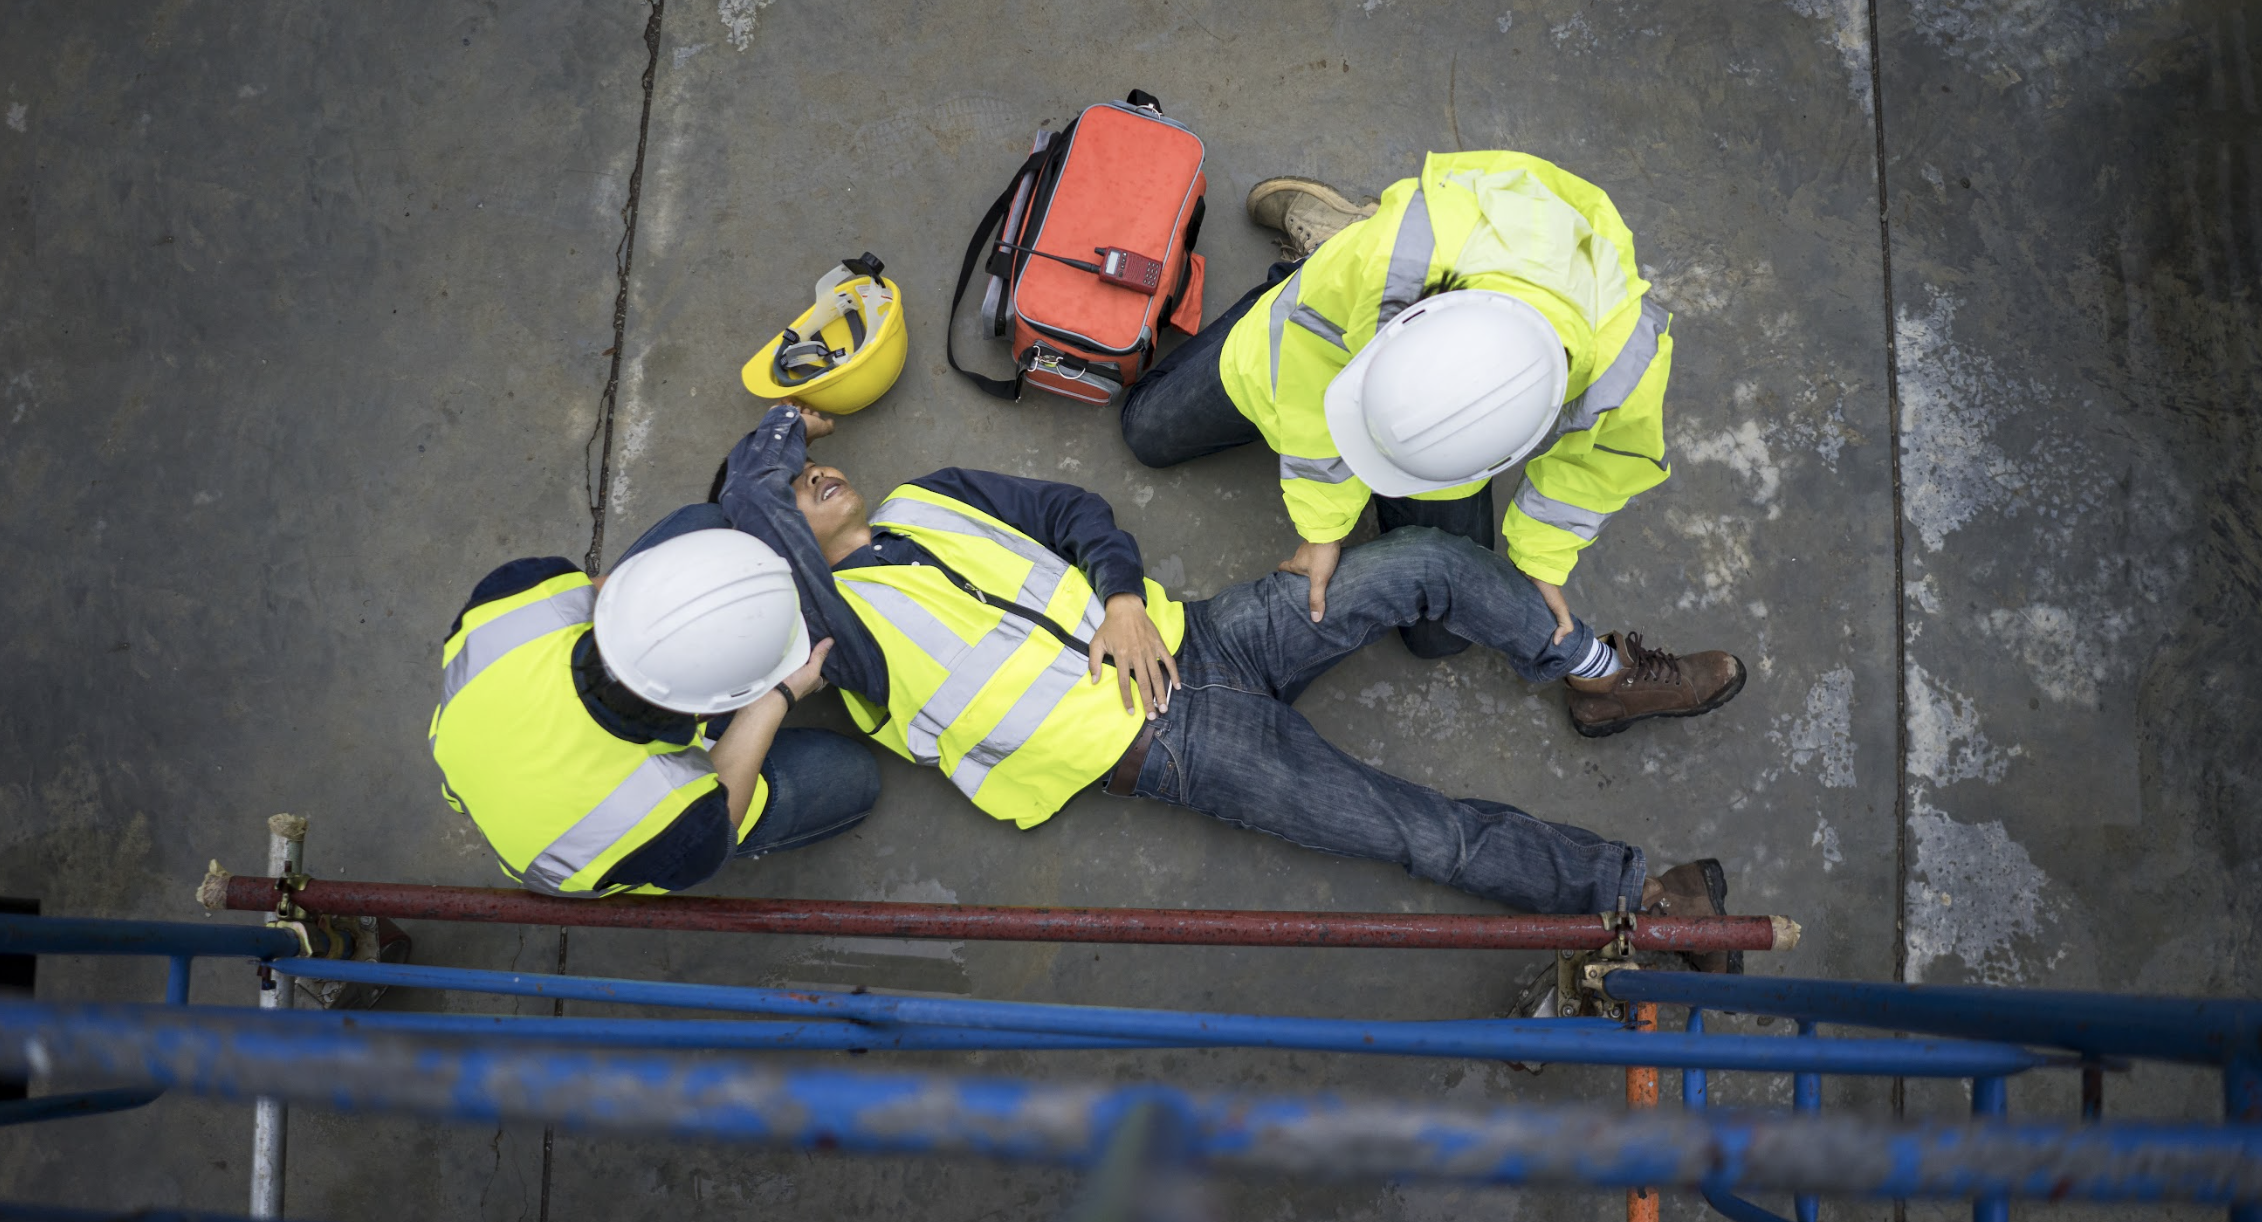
[[948, 90, 1207, 406]]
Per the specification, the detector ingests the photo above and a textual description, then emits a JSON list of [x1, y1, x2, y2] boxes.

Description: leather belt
[[1105, 723, 1157, 797]]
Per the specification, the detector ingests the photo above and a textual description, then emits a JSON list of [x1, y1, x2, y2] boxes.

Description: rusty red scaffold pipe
[[221, 877, 1799, 953]]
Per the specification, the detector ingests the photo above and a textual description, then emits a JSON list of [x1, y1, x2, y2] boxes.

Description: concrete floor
[[0, 1, 2255, 1218]]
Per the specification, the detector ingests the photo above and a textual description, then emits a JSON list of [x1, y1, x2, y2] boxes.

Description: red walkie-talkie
[[1094, 248, 1164, 294]]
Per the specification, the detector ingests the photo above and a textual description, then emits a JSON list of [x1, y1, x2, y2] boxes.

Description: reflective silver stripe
[[1376, 184, 1434, 329], [1562, 299, 1670, 433], [871, 497, 1068, 607], [907, 605, 1043, 767], [1513, 481, 1613, 541], [1280, 453, 1355, 484], [843, 573, 1097, 774], [523, 750, 715, 895], [838, 580, 970, 671], [436, 586, 594, 725], [1267, 269, 1303, 396], [1289, 303, 1348, 350], [947, 648, 1091, 798]]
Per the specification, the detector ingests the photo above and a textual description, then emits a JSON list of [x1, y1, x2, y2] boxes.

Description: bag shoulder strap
[[946, 133, 1071, 400]]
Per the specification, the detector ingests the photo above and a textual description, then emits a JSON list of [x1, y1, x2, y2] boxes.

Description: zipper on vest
[[915, 559, 1090, 658]]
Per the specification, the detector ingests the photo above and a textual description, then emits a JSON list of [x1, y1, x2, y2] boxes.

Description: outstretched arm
[[716, 404, 890, 703]]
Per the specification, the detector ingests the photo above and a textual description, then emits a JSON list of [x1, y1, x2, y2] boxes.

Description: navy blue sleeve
[[595, 787, 730, 892], [448, 556, 582, 639], [907, 469, 1148, 604], [716, 405, 891, 704]]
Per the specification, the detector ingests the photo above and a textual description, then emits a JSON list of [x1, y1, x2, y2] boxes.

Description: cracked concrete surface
[[1, 1, 2256, 1218]]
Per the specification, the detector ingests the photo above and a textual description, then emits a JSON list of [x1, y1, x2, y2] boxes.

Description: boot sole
[[1244, 176, 1377, 225], [1570, 656, 1748, 740]]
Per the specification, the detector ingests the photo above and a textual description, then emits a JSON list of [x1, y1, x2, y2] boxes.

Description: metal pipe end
[[1770, 916, 1803, 952], [196, 861, 234, 911], [267, 813, 309, 843]]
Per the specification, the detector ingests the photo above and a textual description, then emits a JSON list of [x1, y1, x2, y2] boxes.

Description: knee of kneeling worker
[[1118, 402, 1177, 469]]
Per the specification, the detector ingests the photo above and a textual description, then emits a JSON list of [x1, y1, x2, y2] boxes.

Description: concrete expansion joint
[[582, 0, 668, 574]]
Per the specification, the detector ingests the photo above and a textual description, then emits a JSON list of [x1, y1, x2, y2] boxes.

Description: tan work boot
[[1643, 858, 1741, 974], [1246, 176, 1378, 259], [1565, 632, 1745, 739]]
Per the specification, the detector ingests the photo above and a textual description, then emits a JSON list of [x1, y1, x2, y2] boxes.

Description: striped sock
[[1569, 635, 1622, 680]]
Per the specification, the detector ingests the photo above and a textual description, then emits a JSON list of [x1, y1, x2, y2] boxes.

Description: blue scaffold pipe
[[269, 959, 2045, 1077], [1606, 971, 2262, 1066], [54, 1004, 1168, 1052], [1683, 1010, 1797, 1222], [1, 1004, 2257, 1202], [0, 914, 301, 963]]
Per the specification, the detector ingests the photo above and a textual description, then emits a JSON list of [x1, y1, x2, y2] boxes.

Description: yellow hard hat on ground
[[742, 254, 907, 415]]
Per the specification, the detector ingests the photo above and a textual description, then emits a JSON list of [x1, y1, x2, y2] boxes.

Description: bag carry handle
[[1125, 88, 1163, 112], [947, 137, 1070, 399]]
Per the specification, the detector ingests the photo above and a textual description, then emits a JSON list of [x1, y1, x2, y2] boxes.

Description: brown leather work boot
[[1246, 176, 1378, 259], [1645, 858, 1741, 974], [1565, 632, 1745, 739]]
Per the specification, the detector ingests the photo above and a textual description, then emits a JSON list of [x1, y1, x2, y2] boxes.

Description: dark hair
[[573, 634, 686, 737], [1417, 269, 1471, 301]]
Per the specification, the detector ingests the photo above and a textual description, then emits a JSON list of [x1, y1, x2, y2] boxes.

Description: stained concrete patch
[[1880, 0, 2260, 997], [0, 0, 647, 1214], [1904, 797, 2062, 985]]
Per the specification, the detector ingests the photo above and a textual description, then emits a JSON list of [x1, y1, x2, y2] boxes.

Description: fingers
[[1088, 643, 1105, 686], [1158, 649, 1181, 694], [791, 638, 835, 697], [1116, 651, 1137, 713], [1551, 614, 1573, 646], [1306, 553, 1335, 623], [1137, 653, 1168, 718]]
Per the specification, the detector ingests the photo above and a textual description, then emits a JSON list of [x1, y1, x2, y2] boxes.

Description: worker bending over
[[428, 506, 878, 896], [1121, 150, 1736, 738], [715, 402, 1738, 956]]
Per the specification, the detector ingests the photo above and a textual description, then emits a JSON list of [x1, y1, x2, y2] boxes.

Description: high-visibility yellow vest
[[1218, 150, 1675, 584], [426, 570, 764, 896], [833, 485, 1185, 829]]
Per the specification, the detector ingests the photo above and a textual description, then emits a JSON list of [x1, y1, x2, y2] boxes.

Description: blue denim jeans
[[733, 727, 880, 858], [622, 503, 880, 859], [1130, 527, 1644, 915]]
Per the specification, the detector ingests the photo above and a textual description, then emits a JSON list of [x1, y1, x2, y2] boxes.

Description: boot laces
[[1622, 633, 1683, 684]]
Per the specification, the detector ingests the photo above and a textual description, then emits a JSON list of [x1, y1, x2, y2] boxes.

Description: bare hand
[[1088, 594, 1179, 718], [1278, 539, 1342, 623], [1530, 578, 1574, 645], [794, 402, 836, 440], [785, 638, 833, 701]]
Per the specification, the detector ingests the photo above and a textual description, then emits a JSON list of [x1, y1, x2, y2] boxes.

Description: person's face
[[794, 460, 867, 550]]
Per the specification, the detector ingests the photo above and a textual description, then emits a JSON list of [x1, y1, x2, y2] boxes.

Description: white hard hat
[[1324, 290, 1570, 497], [593, 529, 811, 716]]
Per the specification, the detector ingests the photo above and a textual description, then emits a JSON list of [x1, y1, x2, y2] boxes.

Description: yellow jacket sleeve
[[1278, 468, 1374, 543], [1504, 321, 1674, 584]]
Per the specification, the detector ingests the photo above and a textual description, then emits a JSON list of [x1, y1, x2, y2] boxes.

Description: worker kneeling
[[429, 509, 877, 896], [718, 403, 1735, 962], [1121, 151, 1739, 741]]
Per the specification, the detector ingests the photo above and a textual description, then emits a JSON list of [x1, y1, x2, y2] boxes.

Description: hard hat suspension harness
[[768, 254, 893, 388]]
